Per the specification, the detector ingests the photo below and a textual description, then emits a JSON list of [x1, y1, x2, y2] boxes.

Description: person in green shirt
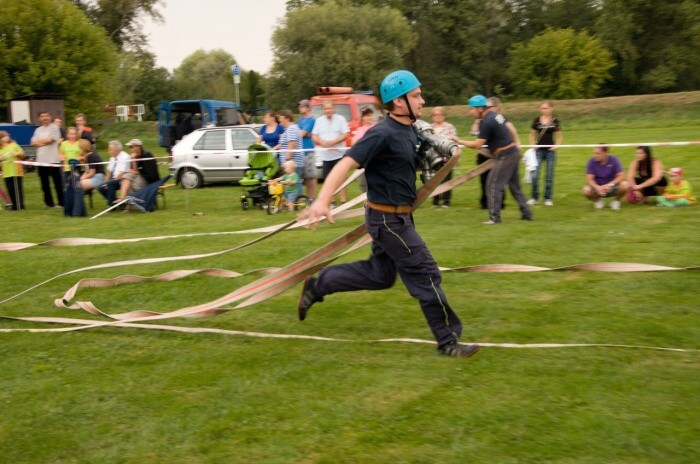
[[656, 167, 696, 207], [59, 127, 82, 173], [0, 130, 25, 210]]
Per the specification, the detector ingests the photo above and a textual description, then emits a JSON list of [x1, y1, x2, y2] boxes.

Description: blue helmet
[[380, 70, 421, 104], [468, 95, 488, 107]]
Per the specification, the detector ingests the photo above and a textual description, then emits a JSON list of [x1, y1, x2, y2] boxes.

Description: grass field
[[0, 92, 698, 463]]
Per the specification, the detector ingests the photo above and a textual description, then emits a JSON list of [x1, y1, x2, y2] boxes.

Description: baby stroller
[[240, 144, 279, 210]]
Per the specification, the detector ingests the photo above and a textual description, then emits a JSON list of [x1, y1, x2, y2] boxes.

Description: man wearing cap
[[453, 95, 531, 224], [297, 99, 317, 199], [297, 70, 479, 358], [114, 139, 160, 203]]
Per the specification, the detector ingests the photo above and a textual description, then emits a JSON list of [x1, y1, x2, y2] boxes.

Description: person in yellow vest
[[0, 130, 25, 210], [59, 127, 82, 175]]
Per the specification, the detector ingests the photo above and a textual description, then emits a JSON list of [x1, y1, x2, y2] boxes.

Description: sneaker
[[297, 275, 323, 321], [482, 219, 499, 225], [527, 198, 537, 205], [438, 341, 480, 358], [594, 199, 605, 210], [544, 200, 554, 206], [610, 200, 621, 210], [441, 204, 450, 209]]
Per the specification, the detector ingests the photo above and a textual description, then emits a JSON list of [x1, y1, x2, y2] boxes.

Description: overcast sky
[[143, 0, 288, 74]]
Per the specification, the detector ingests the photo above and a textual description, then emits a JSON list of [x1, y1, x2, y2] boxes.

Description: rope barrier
[[0, 316, 695, 353]]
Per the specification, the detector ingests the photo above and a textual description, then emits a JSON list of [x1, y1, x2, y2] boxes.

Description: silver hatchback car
[[169, 124, 263, 188]]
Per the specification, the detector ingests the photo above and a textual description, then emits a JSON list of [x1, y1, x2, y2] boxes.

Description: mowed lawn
[[0, 94, 698, 463]]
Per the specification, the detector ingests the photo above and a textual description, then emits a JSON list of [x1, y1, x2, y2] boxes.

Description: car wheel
[[267, 197, 280, 215], [179, 169, 203, 189]]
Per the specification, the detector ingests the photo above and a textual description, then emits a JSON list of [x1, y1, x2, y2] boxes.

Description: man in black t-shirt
[[456, 95, 531, 224], [296, 70, 479, 358]]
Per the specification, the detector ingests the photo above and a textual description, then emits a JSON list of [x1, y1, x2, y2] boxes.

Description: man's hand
[[297, 200, 333, 229]]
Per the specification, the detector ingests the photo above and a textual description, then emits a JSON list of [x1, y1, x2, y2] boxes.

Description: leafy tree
[[72, 0, 164, 51], [508, 28, 614, 99], [114, 50, 173, 119], [266, 0, 415, 109], [596, 0, 700, 94], [171, 49, 239, 102], [0, 0, 120, 117]]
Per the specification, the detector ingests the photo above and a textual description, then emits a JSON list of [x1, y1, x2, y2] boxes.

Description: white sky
[[143, 0, 288, 74]]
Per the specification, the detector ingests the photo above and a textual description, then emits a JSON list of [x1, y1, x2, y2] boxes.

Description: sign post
[[231, 64, 241, 106]]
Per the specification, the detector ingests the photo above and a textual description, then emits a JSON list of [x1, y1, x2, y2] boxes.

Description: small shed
[[6, 94, 65, 123]]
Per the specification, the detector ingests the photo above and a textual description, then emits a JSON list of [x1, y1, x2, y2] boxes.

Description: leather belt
[[493, 142, 517, 156], [366, 201, 412, 214]]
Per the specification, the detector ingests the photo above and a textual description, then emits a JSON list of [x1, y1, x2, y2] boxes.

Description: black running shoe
[[298, 276, 323, 321], [438, 341, 480, 357]]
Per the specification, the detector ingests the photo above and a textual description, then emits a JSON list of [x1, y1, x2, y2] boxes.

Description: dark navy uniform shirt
[[346, 116, 420, 206], [478, 111, 514, 153]]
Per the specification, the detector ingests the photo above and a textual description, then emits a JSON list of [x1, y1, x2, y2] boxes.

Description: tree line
[[1, 0, 698, 121]]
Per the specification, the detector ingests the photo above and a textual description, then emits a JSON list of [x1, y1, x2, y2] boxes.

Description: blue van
[[158, 99, 244, 151]]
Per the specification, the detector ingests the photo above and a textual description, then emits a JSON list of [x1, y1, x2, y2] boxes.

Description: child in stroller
[[240, 144, 279, 210]]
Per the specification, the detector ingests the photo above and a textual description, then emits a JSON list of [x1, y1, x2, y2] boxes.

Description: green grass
[[0, 93, 699, 463]]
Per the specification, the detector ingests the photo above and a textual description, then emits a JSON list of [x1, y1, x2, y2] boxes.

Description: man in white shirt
[[312, 100, 350, 203], [30, 111, 63, 207], [99, 140, 131, 205]]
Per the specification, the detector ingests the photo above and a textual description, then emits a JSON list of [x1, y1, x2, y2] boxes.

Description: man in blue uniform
[[297, 70, 479, 358], [455, 95, 531, 224]]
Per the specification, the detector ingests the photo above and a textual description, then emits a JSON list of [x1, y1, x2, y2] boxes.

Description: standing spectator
[[74, 113, 95, 145], [453, 95, 531, 224], [78, 139, 105, 193], [0, 130, 25, 210], [297, 70, 479, 357], [582, 144, 628, 209], [429, 106, 457, 207], [256, 111, 284, 148], [297, 100, 317, 200], [528, 101, 563, 206], [115, 139, 160, 203], [656, 167, 695, 207], [353, 107, 378, 193], [277, 110, 305, 194], [59, 127, 81, 176], [99, 140, 131, 205], [312, 100, 350, 204], [626, 146, 667, 204], [30, 111, 63, 208], [53, 116, 66, 141]]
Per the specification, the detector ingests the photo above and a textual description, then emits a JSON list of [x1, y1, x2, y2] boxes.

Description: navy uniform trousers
[[315, 207, 463, 347]]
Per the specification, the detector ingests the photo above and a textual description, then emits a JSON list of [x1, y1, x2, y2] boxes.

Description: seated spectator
[[273, 160, 300, 212], [99, 140, 131, 205], [114, 139, 160, 204], [429, 106, 457, 207], [78, 139, 105, 192], [0, 130, 25, 210], [582, 144, 628, 210], [656, 167, 695, 207], [626, 145, 667, 203]]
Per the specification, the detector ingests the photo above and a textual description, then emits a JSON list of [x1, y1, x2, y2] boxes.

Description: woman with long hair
[[626, 145, 667, 203]]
